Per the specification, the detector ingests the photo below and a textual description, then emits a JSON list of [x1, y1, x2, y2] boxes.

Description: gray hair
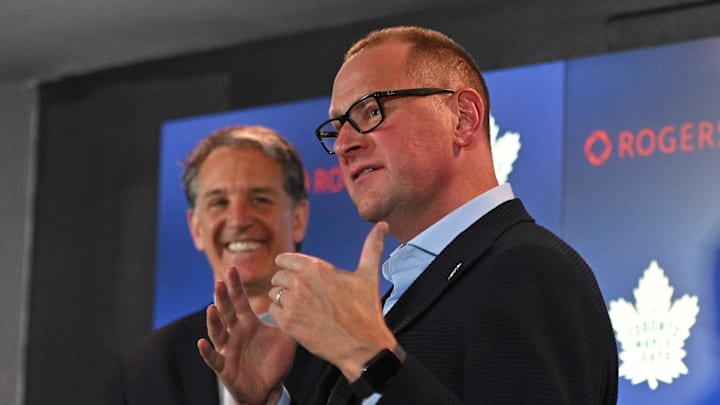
[[181, 125, 307, 211]]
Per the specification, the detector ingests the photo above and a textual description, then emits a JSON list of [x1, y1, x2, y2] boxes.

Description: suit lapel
[[384, 199, 533, 334]]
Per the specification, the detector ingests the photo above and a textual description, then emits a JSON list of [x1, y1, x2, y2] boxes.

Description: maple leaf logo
[[608, 260, 700, 390], [490, 114, 521, 184]]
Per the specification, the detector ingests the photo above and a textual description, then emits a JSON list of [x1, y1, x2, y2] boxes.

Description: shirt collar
[[405, 182, 515, 255], [380, 183, 515, 313]]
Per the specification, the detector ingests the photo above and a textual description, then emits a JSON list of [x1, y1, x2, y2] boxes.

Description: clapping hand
[[198, 267, 296, 405]]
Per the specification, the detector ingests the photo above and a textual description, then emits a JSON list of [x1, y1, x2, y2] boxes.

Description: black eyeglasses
[[314, 88, 455, 155]]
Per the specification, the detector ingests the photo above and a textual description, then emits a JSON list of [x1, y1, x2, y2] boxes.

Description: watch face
[[364, 349, 402, 392], [350, 348, 404, 398]]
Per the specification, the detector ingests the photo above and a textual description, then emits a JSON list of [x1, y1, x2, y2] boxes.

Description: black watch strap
[[349, 345, 405, 399]]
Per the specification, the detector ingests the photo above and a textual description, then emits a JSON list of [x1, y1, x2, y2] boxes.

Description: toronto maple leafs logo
[[608, 260, 699, 390], [489, 114, 521, 184]]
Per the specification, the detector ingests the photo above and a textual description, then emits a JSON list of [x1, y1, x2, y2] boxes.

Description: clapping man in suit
[[105, 125, 309, 405]]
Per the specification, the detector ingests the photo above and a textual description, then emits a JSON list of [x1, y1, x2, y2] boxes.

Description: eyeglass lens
[[318, 96, 383, 153], [317, 121, 339, 154]]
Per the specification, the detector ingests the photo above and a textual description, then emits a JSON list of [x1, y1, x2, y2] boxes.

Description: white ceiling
[[0, 0, 446, 82]]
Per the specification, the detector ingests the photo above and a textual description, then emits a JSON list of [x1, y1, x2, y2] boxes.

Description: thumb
[[355, 221, 389, 279]]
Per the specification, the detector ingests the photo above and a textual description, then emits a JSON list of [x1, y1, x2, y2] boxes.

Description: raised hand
[[268, 222, 397, 381], [197, 267, 296, 405]]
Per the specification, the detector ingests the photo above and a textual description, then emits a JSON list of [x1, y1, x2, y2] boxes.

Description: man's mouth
[[352, 166, 378, 181], [226, 241, 262, 253]]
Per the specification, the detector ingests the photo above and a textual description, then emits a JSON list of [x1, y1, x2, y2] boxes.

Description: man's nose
[[334, 123, 368, 155], [227, 199, 253, 227]]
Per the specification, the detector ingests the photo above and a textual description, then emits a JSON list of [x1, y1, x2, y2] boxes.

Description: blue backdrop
[[564, 37, 720, 404]]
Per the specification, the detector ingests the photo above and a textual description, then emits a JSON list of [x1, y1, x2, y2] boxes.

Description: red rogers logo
[[303, 166, 345, 194], [584, 120, 720, 166]]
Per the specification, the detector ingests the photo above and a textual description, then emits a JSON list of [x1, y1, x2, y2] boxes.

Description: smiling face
[[331, 40, 459, 241], [187, 146, 308, 301]]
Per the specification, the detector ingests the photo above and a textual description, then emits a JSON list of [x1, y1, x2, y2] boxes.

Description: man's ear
[[291, 199, 310, 250], [453, 88, 485, 148], [187, 209, 204, 251]]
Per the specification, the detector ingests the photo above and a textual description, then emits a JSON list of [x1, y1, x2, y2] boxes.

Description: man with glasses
[[199, 26, 618, 404]]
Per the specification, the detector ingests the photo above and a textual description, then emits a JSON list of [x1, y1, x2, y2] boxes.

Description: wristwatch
[[349, 345, 405, 398]]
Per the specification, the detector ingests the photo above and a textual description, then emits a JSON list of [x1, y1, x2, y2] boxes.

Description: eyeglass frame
[[314, 87, 455, 155]]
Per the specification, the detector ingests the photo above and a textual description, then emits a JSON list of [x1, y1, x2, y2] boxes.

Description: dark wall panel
[[28, 73, 230, 405]]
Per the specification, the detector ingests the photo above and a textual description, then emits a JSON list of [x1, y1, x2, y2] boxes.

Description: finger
[[270, 268, 291, 288], [225, 266, 254, 318], [214, 279, 237, 330], [275, 252, 313, 273], [268, 286, 287, 308], [197, 338, 225, 373], [355, 221, 389, 279], [206, 304, 229, 347]]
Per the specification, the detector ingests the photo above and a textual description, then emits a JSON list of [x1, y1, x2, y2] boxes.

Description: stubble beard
[[351, 187, 392, 224]]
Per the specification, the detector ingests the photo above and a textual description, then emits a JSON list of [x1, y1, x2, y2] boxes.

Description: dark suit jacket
[[104, 308, 219, 405], [286, 199, 618, 404]]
